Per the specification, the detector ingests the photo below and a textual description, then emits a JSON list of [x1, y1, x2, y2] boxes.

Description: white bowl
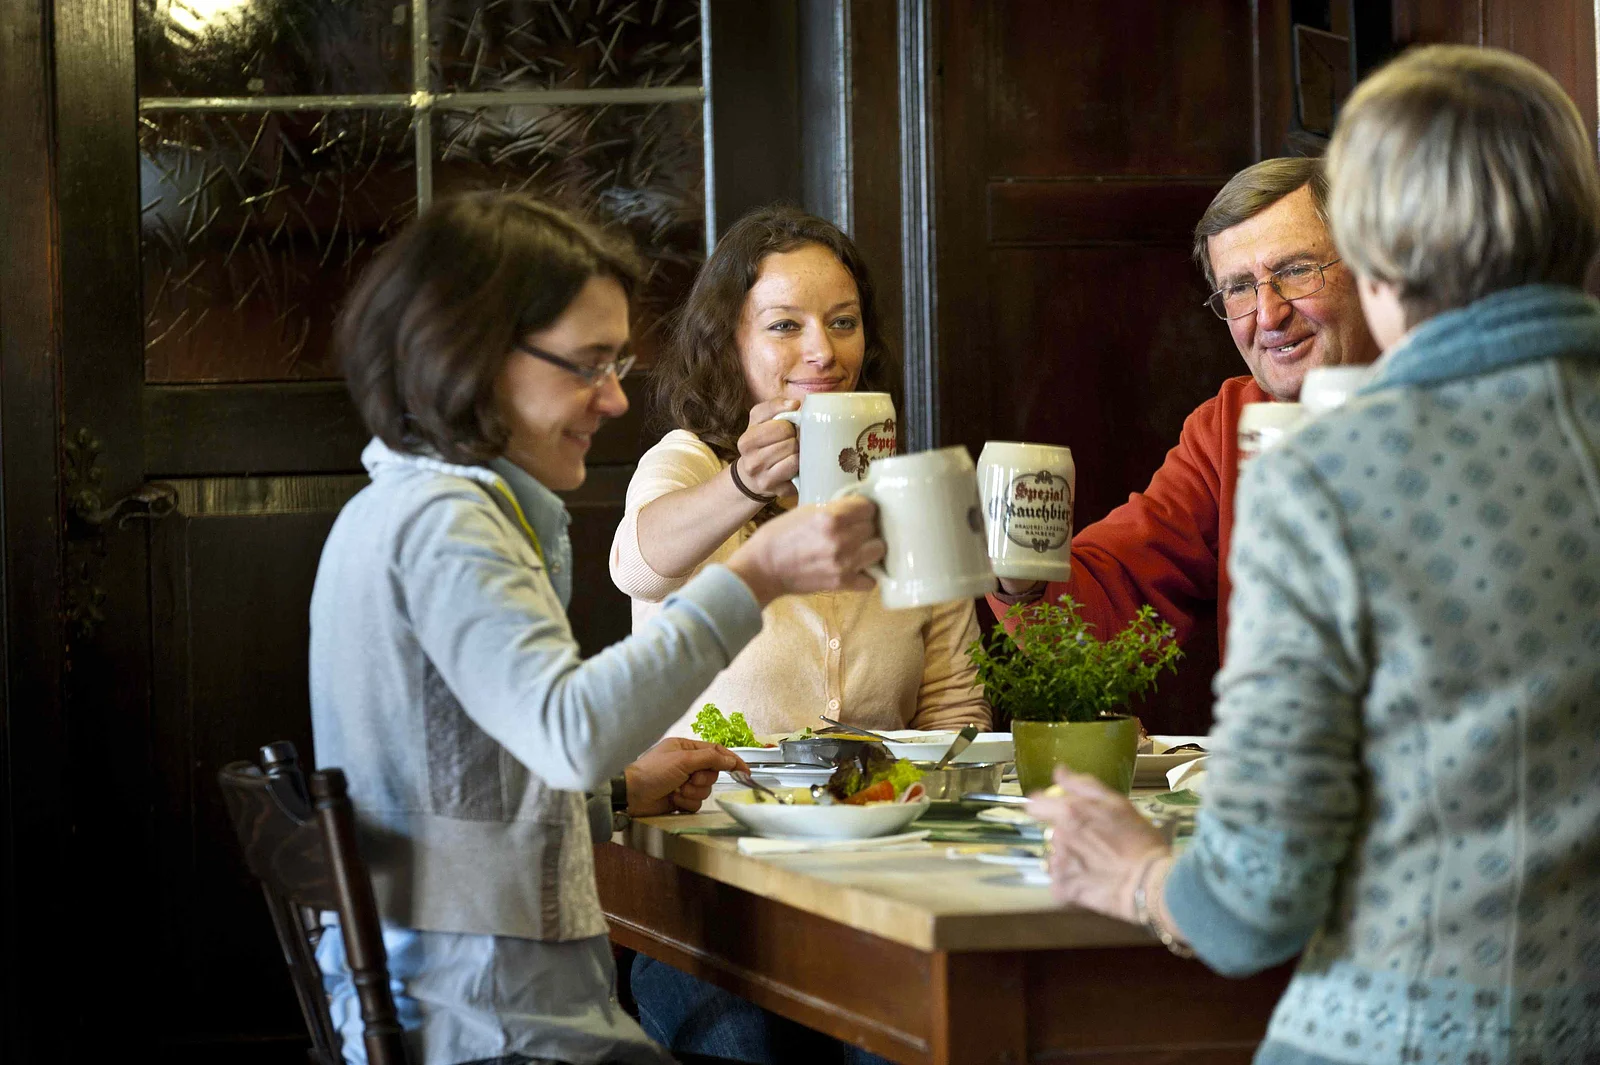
[[717, 789, 930, 840], [880, 730, 1015, 765]]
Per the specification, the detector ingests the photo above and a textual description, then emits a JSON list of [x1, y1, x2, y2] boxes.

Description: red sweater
[[989, 376, 1269, 657]]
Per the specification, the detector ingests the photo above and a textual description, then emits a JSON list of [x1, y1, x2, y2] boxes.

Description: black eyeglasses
[[514, 342, 636, 387], [1204, 259, 1342, 320]]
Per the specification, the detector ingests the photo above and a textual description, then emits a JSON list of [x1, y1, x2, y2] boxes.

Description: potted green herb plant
[[968, 596, 1182, 793]]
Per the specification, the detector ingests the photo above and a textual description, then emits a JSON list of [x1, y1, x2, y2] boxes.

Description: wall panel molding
[[897, 0, 938, 452], [987, 179, 1230, 248]]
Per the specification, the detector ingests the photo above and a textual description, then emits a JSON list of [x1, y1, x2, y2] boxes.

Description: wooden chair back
[[218, 742, 408, 1065]]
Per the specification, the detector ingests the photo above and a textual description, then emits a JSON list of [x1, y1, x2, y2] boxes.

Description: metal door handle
[[71, 481, 179, 529]]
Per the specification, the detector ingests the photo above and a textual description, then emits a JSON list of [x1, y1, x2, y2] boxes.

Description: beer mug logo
[[1001, 470, 1072, 553], [838, 418, 897, 479]]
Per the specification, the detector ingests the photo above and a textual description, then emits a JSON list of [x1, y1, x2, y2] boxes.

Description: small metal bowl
[[907, 760, 1006, 800], [779, 735, 882, 766]]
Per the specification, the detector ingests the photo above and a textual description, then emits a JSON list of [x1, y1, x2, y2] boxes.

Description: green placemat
[[913, 817, 1037, 844], [657, 824, 746, 837]]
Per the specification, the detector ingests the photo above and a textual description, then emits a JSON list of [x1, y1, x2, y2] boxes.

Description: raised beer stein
[[1237, 402, 1306, 468], [976, 442, 1075, 583], [833, 446, 995, 610], [773, 392, 896, 505], [1299, 365, 1373, 416]]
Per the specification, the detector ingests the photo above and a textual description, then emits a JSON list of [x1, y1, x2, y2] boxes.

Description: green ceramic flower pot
[[1011, 716, 1140, 795]]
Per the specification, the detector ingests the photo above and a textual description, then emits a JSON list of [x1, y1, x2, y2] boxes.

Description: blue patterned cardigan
[[1162, 285, 1600, 1065]]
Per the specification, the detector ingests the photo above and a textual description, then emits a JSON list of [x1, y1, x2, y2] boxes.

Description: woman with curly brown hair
[[609, 205, 990, 742], [610, 205, 930, 1065]]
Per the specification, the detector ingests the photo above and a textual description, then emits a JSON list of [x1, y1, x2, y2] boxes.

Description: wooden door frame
[[0, 3, 861, 1057], [0, 0, 67, 1058]]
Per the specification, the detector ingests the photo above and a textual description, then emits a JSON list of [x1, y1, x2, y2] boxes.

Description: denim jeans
[[631, 956, 892, 1065]]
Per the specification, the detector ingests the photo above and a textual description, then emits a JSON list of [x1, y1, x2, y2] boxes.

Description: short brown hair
[[1328, 44, 1600, 322], [338, 191, 642, 464], [1194, 157, 1330, 289], [653, 205, 896, 462]]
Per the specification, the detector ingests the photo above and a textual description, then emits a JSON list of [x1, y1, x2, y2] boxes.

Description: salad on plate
[[823, 745, 926, 806]]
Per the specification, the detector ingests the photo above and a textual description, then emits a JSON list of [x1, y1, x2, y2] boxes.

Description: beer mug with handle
[[772, 392, 896, 504], [831, 446, 995, 610]]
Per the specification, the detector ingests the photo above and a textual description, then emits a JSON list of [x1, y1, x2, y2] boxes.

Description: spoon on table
[[930, 724, 981, 770], [730, 770, 794, 804]]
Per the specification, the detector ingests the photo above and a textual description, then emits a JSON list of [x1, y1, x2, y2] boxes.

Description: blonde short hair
[[1328, 45, 1600, 321], [1194, 157, 1329, 290]]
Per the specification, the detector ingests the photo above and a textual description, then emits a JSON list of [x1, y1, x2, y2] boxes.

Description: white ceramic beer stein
[[833, 446, 995, 610], [772, 392, 896, 504], [976, 442, 1075, 583], [1299, 365, 1373, 416], [1237, 402, 1306, 467]]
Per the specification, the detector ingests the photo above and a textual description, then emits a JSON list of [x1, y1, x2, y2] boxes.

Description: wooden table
[[597, 808, 1293, 1065]]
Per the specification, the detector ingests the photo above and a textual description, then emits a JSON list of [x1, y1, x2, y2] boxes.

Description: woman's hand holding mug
[[726, 496, 885, 605], [733, 398, 802, 500]]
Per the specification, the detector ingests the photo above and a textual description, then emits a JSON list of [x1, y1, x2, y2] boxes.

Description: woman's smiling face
[[494, 274, 631, 491], [736, 243, 866, 404]]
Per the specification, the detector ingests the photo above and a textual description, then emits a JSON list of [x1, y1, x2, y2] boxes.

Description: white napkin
[[1166, 756, 1207, 793], [736, 830, 931, 856]]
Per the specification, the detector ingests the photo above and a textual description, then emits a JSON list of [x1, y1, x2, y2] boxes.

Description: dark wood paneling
[[0, 0, 64, 1058], [931, 0, 1286, 733], [707, 0, 802, 238], [1394, 0, 1598, 140], [53, 0, 162, 1052], [561, 464, 637, 656], [848, 0, 905, 362], [984, 0, 1257, 177], [150, 509, 335, 1054], [145, 383, 369, 477], [1023, 949, 1293, 1056], [988, 179, 1228, 247], [146, 377, 658, 478]]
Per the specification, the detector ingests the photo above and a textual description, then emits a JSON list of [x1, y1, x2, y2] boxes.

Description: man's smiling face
[[1206, 184, 1378, 401]]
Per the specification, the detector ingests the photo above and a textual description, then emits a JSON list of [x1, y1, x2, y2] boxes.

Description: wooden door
[[45, 2, 711, 1059], [921, 0, 1297, 731]]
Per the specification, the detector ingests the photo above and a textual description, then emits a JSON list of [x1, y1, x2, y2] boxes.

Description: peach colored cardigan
[[609, 430, 991, 739]]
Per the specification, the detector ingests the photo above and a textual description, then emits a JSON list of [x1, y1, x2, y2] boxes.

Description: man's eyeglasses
[[1204, 259, 1342, 320], [514, 342, 636, 387]]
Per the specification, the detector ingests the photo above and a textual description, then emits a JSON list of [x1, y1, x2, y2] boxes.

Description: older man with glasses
[[993, 157, 1380, 685]]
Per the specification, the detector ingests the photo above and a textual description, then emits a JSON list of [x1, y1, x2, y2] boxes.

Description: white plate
[[879, 730, 1015, 765], [974, 806, 1047, 840], [729, 745, 787, 764], [1136, 735, 1208, 788], [723, 734, 790, 764], [723, 765, 836, 789], [717, 789, 930, 840]]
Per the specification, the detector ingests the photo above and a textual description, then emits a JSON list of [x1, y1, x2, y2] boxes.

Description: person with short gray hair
[[1330, 44, 1600, 334], [991, 155, 1380, 690], [1029, 43, 1600, 1065]]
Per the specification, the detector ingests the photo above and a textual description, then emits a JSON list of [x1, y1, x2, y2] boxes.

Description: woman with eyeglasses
[[1026, 45, 1600, 1065], [309, 191, 885, 1065]]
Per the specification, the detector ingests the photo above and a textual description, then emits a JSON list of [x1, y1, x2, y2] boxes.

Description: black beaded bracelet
[[728, 459, 776, 503]]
